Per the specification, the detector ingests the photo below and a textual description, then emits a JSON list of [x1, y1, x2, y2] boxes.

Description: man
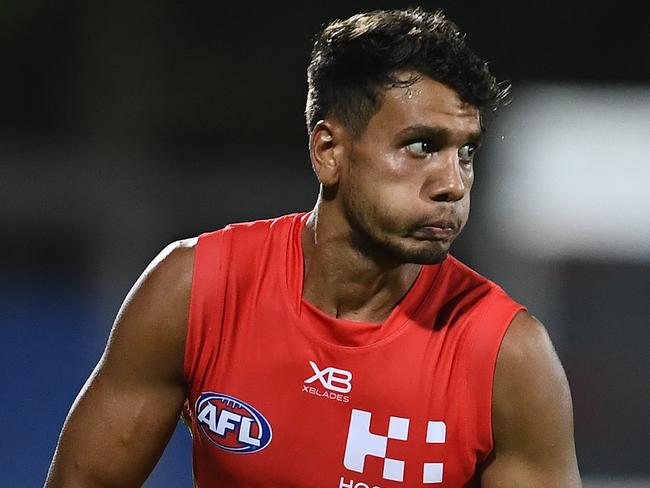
[[45, 7, 581, 487]]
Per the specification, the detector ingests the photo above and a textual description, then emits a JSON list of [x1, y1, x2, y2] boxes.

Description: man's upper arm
[[44, 238, 196, 488], [480, 310, 582, 487]]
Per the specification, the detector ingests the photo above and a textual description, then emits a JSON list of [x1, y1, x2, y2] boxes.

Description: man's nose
[[424, 150, 466, 202]]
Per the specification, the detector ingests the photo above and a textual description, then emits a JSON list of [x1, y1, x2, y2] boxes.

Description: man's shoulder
[[136, 238, 197, 301], [188, 212, 307, 286], [197, 212, 306, 243]]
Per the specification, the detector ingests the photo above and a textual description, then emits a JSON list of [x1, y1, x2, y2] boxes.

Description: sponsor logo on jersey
[[195, 392, 272, 454], [338, 477, 382, 488], [343, 408, 446, 484], [303, 360, 352, 402]]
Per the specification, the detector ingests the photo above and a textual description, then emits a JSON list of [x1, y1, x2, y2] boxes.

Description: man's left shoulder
[[494, 309, 576, 445], [482, 310, 582, 486], [496, 311, 568, 391]]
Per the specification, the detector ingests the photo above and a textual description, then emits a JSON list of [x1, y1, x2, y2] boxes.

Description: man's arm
[[44, 239, 196, 488], [480, 311, 582, 487]]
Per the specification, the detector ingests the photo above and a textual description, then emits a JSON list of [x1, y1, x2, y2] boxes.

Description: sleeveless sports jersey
[[183, 212, 525, 487]]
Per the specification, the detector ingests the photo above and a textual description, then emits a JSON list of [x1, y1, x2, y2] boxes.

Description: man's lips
[[422, 219, 457, 230], [412, 220, 459, 240]]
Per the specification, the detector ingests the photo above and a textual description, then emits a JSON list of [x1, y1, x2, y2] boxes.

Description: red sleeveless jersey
[[183, 212, 525, 487]]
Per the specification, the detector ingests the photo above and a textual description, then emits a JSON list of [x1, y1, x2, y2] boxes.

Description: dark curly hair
[[305, 7, 510, 136]]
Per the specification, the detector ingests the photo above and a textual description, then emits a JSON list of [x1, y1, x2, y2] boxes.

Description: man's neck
[[301, 204, 421, 324]]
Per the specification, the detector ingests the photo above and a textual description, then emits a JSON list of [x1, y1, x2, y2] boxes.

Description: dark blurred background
[[1, 1, 648, 486]]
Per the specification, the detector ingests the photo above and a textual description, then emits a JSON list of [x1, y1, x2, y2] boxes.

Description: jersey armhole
[[464, 289, 526, 464], [183, 228, 231, 399]]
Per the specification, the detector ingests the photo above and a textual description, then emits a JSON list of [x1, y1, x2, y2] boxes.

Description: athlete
[[45, 7, 581, 487]]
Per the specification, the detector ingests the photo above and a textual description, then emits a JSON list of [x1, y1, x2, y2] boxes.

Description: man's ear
[[309, 120, 346, 188]]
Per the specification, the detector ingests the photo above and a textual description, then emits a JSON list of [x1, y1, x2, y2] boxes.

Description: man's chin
[[361, 233, 451, 265], [406, 249, 449, 265], [391, 241, 450, 265]]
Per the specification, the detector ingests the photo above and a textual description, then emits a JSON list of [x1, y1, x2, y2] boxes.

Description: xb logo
[[304, 360, 352, 393]]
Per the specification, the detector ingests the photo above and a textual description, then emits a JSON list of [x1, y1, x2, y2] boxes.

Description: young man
[[45, 7, 581, 487]]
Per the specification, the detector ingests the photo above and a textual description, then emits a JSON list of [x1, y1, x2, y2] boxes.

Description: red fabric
[[184, 212, 525, 487]]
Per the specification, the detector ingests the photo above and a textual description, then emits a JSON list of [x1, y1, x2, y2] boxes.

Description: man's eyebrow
[[397, 124, 484, 144]]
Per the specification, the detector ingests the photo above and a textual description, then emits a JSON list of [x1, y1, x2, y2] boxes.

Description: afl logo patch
[[195, 392, 272, 453]]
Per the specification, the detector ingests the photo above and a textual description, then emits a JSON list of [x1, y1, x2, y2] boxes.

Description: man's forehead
[[387, 75, 478, 113], [378, 75, 481, 134]]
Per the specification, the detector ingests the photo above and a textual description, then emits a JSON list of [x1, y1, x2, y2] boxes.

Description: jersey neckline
[[284, 212, 444, 349]]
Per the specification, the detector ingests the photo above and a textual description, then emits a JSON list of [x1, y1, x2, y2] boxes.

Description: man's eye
[[405, 140, 433, 156], [458, 144, 477, 162]]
